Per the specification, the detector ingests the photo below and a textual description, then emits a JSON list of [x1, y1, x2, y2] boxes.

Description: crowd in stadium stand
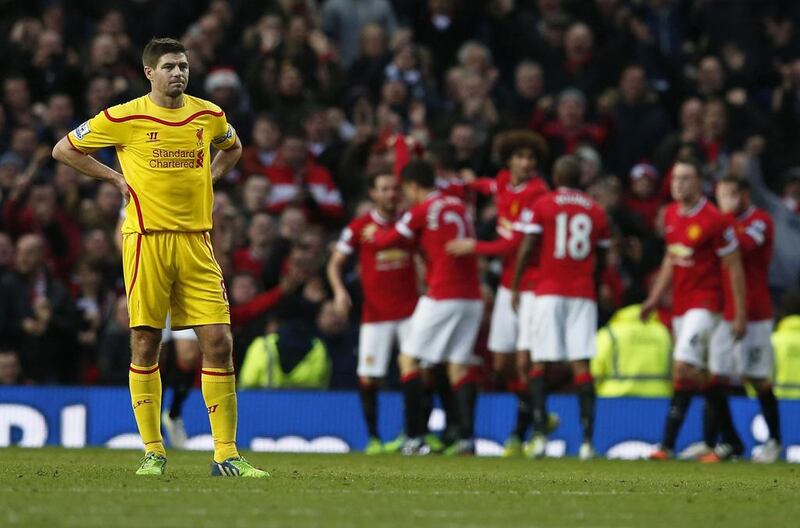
[[2, 0, 800, 390]]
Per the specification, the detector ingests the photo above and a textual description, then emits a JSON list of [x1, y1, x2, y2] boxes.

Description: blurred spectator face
[[287, 16, 309, 46], [393, 44, 416, 71], [0, 351, 22, 385], [15, 234, 45, 275], [317, 301, 347, 336], [457, 73, 485, 102], [381, 79, 408, 106], [242, 176, 269, 213], [90, 34, 120, 68], [11, 127, 38, 160], [508, 149, 536, 182], [278, 65, 303, 97], [449, 123, 476, 154], [4, 77, 31, 113], [360, 24, 386, 58], [96, 182, 121, 216], [10, 17, 43, 52], [444, 67, 466, 101], [35, 30, 63, 62], [281, 136, 308, 169], [715, 180, 742, 214], [53, 163, 79, 193], [430, 0, 454, 15], [29, 184, 57, 224], [591, 177, 621, 210], [620, 66, 646, 104], [576, 146, 602, 187], [83, 229, 111, 260], [369, 174, 400, 212], [629, 164, 658, 199], [290, 230, 325, 272], [252, 117, 281, 150], [76, 260, 103, 293], [0, 153, 23, 188], [86, 77, 113, 112], [680, 97, 703, 130], [0, 232, 14, 268], [557, 92, 586, 129], [97, 10, 125, 35], [697, 56, 724, 94], [515, 62, 544, 99], [47, 94, 74, 128], [304, 111, 327, 142], [231, 273, 258, 305], [208, 0, 233, 27], [248, 212, 275, 246], [783, 177, 800, 207], [458, 41, 492, 75], [279, 206, 307, 239], [564, 23, 593, 62], [670, 162, 701, 203], [702, 100, 727, 138]]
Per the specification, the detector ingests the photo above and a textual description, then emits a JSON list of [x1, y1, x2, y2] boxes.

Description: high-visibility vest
[[592, 304, 673, 398], [772, 315, 800, 399], [239, 334, 331, 389]]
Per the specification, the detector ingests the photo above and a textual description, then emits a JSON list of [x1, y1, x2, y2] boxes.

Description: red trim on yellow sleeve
[[104, 108, 223, 126]]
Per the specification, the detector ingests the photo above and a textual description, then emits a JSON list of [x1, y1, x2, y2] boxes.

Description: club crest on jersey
[[361, 223, 378, 242], [510, 200, 520, 217], [73, 121, 91, 139], [196, 128, 204, 147], [686, 223, 702, 241]]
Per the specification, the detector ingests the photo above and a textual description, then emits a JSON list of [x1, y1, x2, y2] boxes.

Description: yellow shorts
[[122, 231, 230, 329]]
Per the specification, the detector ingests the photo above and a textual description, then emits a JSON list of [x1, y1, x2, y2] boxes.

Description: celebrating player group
[[52, 36, 782, 475]]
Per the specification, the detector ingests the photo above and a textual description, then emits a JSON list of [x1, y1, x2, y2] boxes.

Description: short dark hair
[[496, 129, 549, 166], [142, 37, 186, 68], [367, 167, 394, 189], [552, 155, 581, 188], [673, 156, 703, 178], [401, 159, 436, 189], [718, 174, 750, 192]]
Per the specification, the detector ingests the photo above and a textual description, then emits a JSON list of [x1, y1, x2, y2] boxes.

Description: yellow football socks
[[201, 368, 240, 462], [129, 363, 166, 458]]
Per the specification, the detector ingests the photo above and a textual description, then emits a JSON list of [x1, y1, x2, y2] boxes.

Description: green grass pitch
[[0, 448, 798, 528]]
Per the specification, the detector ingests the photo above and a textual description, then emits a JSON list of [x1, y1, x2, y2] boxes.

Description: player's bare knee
[[130, 327, 161, 364], [447, 363, 468, 384], [397, 353, 418, 376]]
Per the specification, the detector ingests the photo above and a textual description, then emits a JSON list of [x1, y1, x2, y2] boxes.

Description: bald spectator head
[[15, 234, 45, 275]]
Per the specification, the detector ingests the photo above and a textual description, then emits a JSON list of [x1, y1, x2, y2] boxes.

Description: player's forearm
[[211, 139, 242, 183], [326, 253, 348, 296], [475, 236, 518, 257], [52, 137, 124, 187], [645, 257, 673, 305], [511, 234, 533, 292]]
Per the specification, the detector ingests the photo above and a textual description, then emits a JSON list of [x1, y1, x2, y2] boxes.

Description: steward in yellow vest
[[772, 315, 800, 399], [592, 304, 672, 397]]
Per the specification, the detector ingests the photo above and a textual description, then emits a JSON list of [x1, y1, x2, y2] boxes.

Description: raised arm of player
[[52, 136, 129, 203], [721, 249, 747, 340], [640, 255, 673, 320], [211, 135, 242, 184], [327, 250, 352, 318], [510, 232, 537, 312]]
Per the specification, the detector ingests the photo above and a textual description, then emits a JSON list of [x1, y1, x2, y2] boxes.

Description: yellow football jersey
[[69, 94, 237, 234]]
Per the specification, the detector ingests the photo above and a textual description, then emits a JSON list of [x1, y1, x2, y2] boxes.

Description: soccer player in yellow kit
[[52, 38, 268, 478]]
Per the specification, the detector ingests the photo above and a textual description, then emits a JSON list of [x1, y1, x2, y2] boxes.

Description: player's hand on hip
[[445, 238, 476, 256], [115, 175, 130, 205], [732, 315, 747, 341]]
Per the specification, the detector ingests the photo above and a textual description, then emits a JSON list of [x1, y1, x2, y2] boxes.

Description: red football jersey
[[663, 198, 738, 316], [394, 192, 482, 300], [336, 210, 419, 323], [478, 174, 549, 290], [721, 206, 773, 321], [523, 188, 610, 300]]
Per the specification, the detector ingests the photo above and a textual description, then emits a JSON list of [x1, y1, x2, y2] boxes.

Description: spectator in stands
[[233, 212, 275, 276], [0, 348, 25, 385], [592, 302, 672, 398], [241, 114, 282, 180], [0, 234, 78, 383], [502, 61, 546, 128], [264, 130, 344, 220], [96, 296, 130, 385], [322, 0, 397, 67]]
